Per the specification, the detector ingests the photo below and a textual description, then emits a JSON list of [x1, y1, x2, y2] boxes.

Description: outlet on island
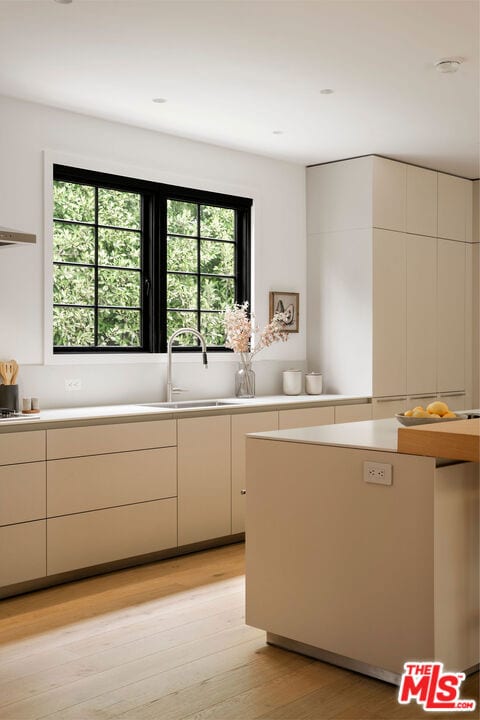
[[65, 378, 82, 391], [363, 461, 392, 486]]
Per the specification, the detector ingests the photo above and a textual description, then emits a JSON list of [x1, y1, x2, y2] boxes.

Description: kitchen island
[[245, 417, 479, 685]]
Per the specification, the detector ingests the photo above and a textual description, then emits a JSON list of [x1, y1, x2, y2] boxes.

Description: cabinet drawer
[[47, 420, 176, 459], [334, 404, 372, 424], [0, 521, 46, 587], [372, 397, 407, 420], [278, 406, 334, 430], [437, 392, 471, 412], [47, 498, 177, 575], [48, 447, 177, 517], [0, 431, 45, 466], [0, 462, 46, 526]]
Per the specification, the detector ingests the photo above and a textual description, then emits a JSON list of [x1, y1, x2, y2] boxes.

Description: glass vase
[[235, 352, 255, 398]]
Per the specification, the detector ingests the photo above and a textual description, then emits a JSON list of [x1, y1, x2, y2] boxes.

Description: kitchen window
[[52, 165, 251, 353]]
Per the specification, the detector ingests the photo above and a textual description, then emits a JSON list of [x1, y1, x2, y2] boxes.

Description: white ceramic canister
[[305, 372, 323, 395], [283, 369, 302, 396]]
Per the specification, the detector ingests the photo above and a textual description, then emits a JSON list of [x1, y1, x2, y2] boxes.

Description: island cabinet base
[[245, 438, 479, 684]]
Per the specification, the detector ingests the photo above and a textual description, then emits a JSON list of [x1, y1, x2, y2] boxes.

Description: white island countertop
[[250, 412, 480, 454], [0, 394, 369, 431]]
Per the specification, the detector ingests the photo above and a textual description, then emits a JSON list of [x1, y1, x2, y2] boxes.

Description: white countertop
[[0, 394, 369, 430], [250, 412, 480, 453], [250, 418, 400, 452]]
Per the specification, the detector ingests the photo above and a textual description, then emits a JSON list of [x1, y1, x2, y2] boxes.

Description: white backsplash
[[17, 359, 308, 409]]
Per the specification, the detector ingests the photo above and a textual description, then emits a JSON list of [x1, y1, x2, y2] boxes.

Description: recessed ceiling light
[[272, 130, 284, 135], [320, 88, 334, 95], [54, 0, 73, 4], [434, 57, 463, 74], [152, 97, 167, 104]]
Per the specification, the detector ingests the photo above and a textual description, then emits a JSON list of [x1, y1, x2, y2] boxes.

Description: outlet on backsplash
[[65, 378, 82, 391]]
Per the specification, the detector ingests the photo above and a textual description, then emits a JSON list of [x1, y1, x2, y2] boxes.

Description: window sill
[[44, 352, 239, 366]]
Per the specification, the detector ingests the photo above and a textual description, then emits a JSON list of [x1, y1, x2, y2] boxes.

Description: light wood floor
[[0, 543, 477, 720]]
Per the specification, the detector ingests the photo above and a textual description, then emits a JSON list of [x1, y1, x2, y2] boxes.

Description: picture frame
[[269, 291, 299, 333]]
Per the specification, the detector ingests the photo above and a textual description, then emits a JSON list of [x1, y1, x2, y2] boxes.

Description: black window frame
[[53, 165, 252, 354]]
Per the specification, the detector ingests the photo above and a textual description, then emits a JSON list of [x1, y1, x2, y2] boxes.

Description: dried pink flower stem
[[224, 302, 288, 357]]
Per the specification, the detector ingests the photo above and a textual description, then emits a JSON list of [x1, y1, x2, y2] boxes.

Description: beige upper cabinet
[[231, 411, 278, 535], [406, 166, 437, 237], [373, 157, 406, 232], [437, 174, 470, 242], [406, 235, 437, 394], [177, 415, 231, 546], [372, 230, 407, 397], [437, 239, 466, 392]]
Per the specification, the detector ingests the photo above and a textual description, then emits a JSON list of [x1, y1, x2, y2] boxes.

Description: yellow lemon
[[443, 411, 457, 418], [413, 406, 424, 413], [413, 409, 430, 418], [426, 401, 449, 416], [428, 413, 441, 418], [404, 410, 414, 417]]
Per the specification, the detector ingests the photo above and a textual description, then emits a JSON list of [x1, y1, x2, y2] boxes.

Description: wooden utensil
[[11, 360, 19, 385], [0, 362, 12, 385], [0, 360, 18, 386]]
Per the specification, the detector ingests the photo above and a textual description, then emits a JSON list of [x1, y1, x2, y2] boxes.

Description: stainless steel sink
[[139, 400, 236, 410]]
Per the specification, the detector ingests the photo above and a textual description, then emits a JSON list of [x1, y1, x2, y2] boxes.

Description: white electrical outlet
[[65, 378, 82, 391], [363, 461, 392, 486]]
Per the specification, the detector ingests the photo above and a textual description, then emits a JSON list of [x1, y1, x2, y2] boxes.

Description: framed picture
[[269, 291, 299, 333]]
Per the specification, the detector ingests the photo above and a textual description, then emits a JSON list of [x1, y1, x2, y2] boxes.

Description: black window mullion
[[94, 187, 99, 347], [196, 203, 201, 334], [157, 191, 167, 353]]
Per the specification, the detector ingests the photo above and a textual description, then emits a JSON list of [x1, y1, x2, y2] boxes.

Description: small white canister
[[283, 369, 302, 396], [305, 372, 323, 395]]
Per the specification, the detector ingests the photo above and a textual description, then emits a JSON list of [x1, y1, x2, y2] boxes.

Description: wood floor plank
[[0, 605, 248, 703], [38, 638, 268, 720], [0, 577, 243, 664], [180, 662, 340, 720], [0, 626, 261, 718]]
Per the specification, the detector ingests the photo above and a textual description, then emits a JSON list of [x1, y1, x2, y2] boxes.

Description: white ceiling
[[0, 0, 478, 177]]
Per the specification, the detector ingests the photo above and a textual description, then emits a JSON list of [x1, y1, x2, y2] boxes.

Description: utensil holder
[[0, 384, 19, 412]]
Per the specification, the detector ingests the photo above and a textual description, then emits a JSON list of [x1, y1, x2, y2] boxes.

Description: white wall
[[306, 159, 374, 396], [0, 96, 306, 407]]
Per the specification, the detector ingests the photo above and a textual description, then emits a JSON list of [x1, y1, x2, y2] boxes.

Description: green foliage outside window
[[53, 181, 142, 348], [166, 201, 235, 346]]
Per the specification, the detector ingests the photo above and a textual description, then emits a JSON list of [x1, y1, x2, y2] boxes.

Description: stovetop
[[0, 408, 39, 422]]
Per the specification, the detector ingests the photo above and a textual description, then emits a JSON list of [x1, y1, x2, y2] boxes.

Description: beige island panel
[[398, 418, 480, 462]]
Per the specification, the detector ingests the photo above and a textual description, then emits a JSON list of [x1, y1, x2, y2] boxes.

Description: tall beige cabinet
[[307, 156, 476, 416]]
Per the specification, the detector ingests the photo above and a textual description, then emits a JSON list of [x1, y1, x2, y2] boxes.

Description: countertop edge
[[0, 395, 371, 433]]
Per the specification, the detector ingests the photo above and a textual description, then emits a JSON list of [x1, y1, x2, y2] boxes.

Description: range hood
[[0, 226, 36, 247]]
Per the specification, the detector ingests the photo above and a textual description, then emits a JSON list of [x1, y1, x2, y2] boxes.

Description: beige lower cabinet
[[437, 392, 472, 412], [0, 430, 45, 465], [47, 498, 177, 575], [0, 462, 46, 526], [47, 447, 177, 517], [334, 404, 372, 424], [372, 397, 407, 419], [0, 521, 46, 586], [178, 415, 231, 546], [278, 406, 334, 430], [231, 411, 278, 534], [47, 419, 176, 459]]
